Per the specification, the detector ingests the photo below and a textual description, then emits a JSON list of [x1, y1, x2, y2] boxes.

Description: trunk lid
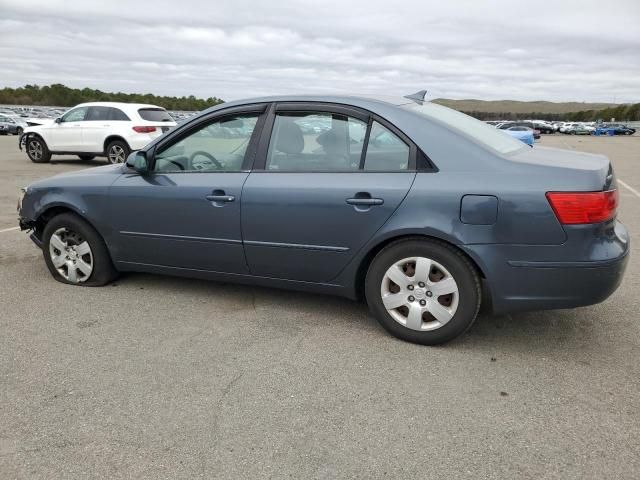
[[508, 145, 613, 191]]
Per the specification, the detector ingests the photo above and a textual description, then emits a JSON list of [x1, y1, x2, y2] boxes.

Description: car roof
[[72, 102, 167, 110], [202, 94, 415, 115]]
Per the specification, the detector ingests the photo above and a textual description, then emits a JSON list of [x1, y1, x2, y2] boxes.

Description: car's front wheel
[[365, 239, 481, 345], [26, 136, 51, 163], [42, 213, 118, 286], [106, 140, 129, 164]]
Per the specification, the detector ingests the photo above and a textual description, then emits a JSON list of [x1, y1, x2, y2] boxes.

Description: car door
[[241, 103, 417, 283], [83, 106, 116, 151], [49, 106, 88, 151], [108, 105, 267, 273]]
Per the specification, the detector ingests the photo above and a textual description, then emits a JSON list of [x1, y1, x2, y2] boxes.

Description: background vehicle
[[499, 122, 540, 139], [20, 102, 177, 164], [565, 124, 591, 135], [503, 125, 534, 145], [0, 115, 27, 136], [17, 94, 628, 346], [597, 124, 636, 135], [531, 121, 554, 134]]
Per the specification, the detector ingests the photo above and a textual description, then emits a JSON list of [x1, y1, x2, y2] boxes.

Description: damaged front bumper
[[18, 217, 42, 248]]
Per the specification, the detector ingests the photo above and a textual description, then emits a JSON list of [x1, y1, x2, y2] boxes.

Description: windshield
[[402, 102, 526, 154]]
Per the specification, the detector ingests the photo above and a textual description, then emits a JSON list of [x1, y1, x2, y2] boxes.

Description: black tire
[[365, 239, 481, 345], [78, 155, 95, 161], [105, 139, 130, 164], [26, 136, 51, 163], [42, 213, 118, 286], [15, 127, 23, 136]]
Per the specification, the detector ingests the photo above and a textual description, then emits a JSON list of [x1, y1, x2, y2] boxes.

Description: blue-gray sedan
[[17, 94, 630, 344]]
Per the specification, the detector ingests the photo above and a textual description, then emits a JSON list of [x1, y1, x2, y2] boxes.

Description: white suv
[[20, 102, 177, 164]]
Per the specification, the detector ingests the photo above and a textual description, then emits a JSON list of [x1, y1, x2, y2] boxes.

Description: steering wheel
[[167, 159, 185, 170], [189, 151, 223, 171]]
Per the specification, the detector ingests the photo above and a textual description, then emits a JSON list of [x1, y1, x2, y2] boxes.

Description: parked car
[[19, 102, 177, 164], [17, 94, 629, 345], [565, 124, 591, 135], [531, 121, 554, 134], [503, 126, 535, 146], [597, 124, 636, 136], [558, 122, 575, 133], [0, 115, 28, 136], [499, 122, 540, 140]]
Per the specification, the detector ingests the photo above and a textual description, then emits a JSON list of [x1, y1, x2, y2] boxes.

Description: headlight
[[17, 187, 26, 213]]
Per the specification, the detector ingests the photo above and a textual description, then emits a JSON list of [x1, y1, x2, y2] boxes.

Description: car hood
[[27, 164, 125, 190], [24, 121, 54, 132]]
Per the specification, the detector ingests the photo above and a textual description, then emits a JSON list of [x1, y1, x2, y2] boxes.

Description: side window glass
[[60, 107, 88, 123], [109, 108, 130, 121], [363, 121, 410, 171], [266, 112, 366, 171], [85, 107, 110, 121], [154, 114, 259, 173]]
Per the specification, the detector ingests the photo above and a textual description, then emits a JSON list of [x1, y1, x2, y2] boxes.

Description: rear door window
[[85, 106, 111, 121], [265, 112, 366, 171], [138, 108, 173, 122]]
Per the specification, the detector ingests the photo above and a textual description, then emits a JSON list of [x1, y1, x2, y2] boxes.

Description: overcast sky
[[1, 0, 638, 103]]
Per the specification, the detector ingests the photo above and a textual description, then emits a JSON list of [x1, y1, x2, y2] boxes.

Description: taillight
[[132, 126, 156, 133], [546, 190, 618, 224]]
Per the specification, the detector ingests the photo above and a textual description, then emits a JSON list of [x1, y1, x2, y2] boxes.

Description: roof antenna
[[404, 90, 428, 103]]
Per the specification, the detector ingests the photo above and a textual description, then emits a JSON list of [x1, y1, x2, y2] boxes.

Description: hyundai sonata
[[17, 92, 629, 345]]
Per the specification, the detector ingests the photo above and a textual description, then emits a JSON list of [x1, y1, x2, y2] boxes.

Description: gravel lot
[[1, 134, 639, 479]]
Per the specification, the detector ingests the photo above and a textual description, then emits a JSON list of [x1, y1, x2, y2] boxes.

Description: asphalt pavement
[[0, 134, 639, 479]]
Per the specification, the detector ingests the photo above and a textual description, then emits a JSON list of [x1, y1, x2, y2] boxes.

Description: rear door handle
[[206, 194, 235, 202], [346, 197, 384, 206]]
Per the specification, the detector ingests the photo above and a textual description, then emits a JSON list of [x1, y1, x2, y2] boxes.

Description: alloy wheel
[[28, 140, 43, 161], [380, 256, 459, 331], [108, 145, 126, 163], [48, 227, 94, 283]]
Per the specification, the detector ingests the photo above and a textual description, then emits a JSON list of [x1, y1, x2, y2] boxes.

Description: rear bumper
[[464, 221, 630, 314]]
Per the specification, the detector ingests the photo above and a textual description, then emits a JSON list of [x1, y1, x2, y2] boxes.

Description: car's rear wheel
[[26, 136, 51, 163], [106, 140, 129, 164], [42, 213, 118, 286], [78, 155, 95, 161], [365, 239, 481, 345]]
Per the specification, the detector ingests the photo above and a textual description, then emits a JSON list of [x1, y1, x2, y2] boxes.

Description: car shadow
[[49, 156, 106, 166], [113, 272, 603, 354]]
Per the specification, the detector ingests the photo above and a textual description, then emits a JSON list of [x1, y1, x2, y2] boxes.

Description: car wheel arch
[[352, 233, 487, 301], [24, 132, 49, 149], [103, 135, 130, 155], [33, 204, 99, 242]]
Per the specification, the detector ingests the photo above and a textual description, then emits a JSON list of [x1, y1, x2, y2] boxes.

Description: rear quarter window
[[138, 108, 174, 122], [109, 108, 130, 121]]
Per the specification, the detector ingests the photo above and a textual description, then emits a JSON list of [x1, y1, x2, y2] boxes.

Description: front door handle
[[206, 194, 235, 202]]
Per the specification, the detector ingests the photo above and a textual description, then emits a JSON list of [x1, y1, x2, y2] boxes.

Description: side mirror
[[125, 151, 149, 174], [54, 117, 62, 124]]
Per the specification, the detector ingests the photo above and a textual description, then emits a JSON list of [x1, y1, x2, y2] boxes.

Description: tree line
[[465, 103, 640, 122], [1, 84, 637, 121], [0, 84, 224, 111]]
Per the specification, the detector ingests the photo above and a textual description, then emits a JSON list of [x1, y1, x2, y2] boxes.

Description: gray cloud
[[0, 0, 639, 102]]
